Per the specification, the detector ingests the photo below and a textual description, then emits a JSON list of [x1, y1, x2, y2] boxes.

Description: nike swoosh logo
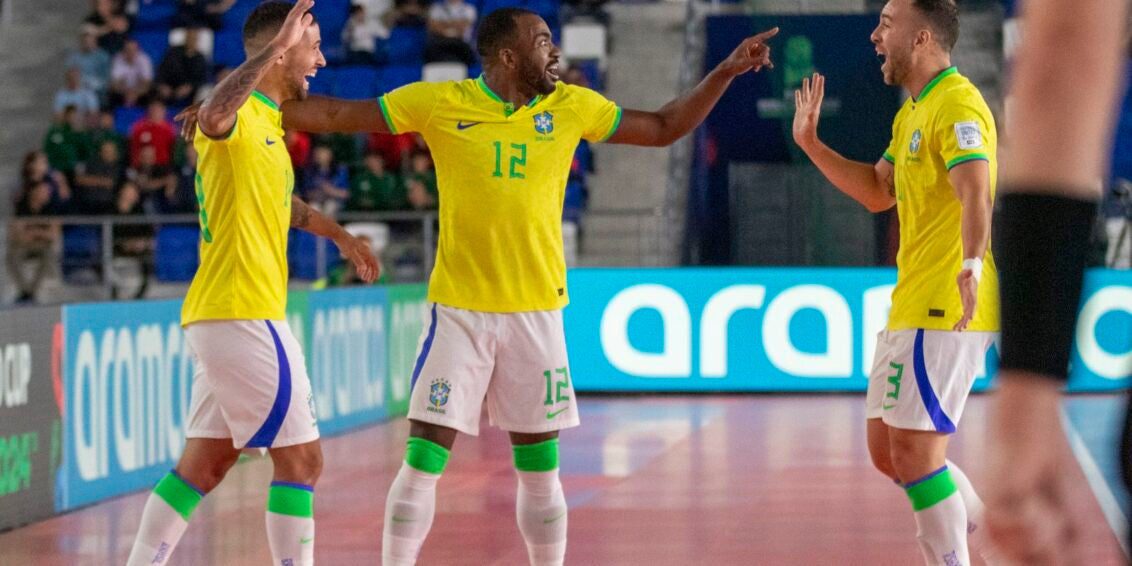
[[543, 511, 566, 524], [266, 138, 277, 145], [456, 121, 482, 130], [300, 537, 314, 544], [546, 407, 569, 420], [391, 516, 414, 523]]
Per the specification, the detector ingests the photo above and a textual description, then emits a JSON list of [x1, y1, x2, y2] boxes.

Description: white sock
[[907, 467, 969, 566], [383, 462, 441, 566], [266, 482, 315, 566], [947, 460, 1001, 565], [127, 472, 203, 566], [516, 470, 568, 566]]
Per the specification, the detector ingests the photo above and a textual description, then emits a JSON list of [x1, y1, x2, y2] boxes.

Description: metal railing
[[1, 211, 438, 301]]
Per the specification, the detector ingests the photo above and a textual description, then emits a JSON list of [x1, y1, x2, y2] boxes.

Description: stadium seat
[[422, 62, 468, 83], [378, 65, 423, 94], [154, 225, 200, 282], [222, 0, 260, 31], [213, 28, 246, 69], [562, 22, 607, 68], [114, 106, 146, 136], [134, 0, 177, 31], [333, 66, 380, 99], [307, 67, 337, 96], [314, 1, 351, 62], [386, 26, 427, 66], [134, 29, 171, 67], [168, 27, 215, 60], [62, 226, 103, 283], [289, 230, 341, 280]]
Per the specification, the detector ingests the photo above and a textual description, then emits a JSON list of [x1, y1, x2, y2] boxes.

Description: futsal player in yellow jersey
[[126, 3, 378, 565], [793, 1, 997, 564], [231, 8, 778, 565]]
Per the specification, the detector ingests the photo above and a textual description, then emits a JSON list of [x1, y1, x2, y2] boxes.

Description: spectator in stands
[[43, 106, 87, 179], [156, 27, 209, 107], [128, 99, 176, 167], [21, 151, 72, 211], [162, 144, 199, 214], [84, 0, 130, 53], [55, 68, 101, 122], [424, 0, 477, 67], [366, 131, 420, 172], [84, 109, 127, 158], [112, 179, 154, 298], [7, 181, 61, 304], [193, 65, 230, 104], [349, 152, 404, 212], [343, 4, 389, 65], [74, 139, 125, 214], [129, 144, 175, 211], [66, 27, 112, 97], [302, 145, 351, 216], [286, 129, 312, 170], [405, 151, 437, 210], [110, 39, 154, 107], [174, 0, 235, 31], [388, 0, 429, 28]]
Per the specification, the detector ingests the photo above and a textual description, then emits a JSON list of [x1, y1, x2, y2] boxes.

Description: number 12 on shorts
[[543, 367, 571, 407]]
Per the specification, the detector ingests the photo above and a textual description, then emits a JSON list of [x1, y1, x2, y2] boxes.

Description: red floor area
[[0, 395, 1124, 565]]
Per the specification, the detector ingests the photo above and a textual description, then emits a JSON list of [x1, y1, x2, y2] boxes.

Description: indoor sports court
[[1, 0, 1131, 565]]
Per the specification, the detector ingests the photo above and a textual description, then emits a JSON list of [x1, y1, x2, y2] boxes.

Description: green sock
[[405, 437, 451, 475], [512, 438, 559, 472]]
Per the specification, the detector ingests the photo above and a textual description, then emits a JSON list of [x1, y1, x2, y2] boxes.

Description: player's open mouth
[[546, 62, 560, 82], [304, 69, 317, 90]]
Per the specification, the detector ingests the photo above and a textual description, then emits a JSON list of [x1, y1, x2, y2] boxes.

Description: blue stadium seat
[[134, 29, 171, 67], [289, 230, 341, 280], [62, 226, 103, 282], [154, 225, 200, 282], [222, 0, 260, 31], [386, 26, 427, 66], [314, 1, 351, 61], [333, 66, 380, 99], [114, 106, 146, 135], [480, 0, 561, 29], [213, 28, 246, 69], [378, 65, 422, 93], [135, 0, 177, 31], [307, 67, 337, 96]]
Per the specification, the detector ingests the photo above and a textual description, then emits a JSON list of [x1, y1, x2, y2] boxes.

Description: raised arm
[[290, 195, 381, 282], [197, 0, 314, 138], [280, 96, 391, 134], [607, 28, 778, 147], [792, 73, 896, 212]]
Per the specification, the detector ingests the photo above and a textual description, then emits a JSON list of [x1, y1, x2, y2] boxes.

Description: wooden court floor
[[0, 395, 1123, 565]]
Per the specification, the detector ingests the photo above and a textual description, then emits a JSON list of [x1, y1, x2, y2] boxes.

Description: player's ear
[[915, 28, 931, 49], [499, 48, 518, 70]]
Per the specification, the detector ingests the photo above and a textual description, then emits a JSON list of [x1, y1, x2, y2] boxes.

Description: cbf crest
[[909, 129, 922, 154], [427, 378, 451, 414], [534, 111, 554, 135]]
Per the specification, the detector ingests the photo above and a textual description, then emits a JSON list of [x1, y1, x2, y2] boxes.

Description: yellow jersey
[[182, 91, 295, 325], [881, 67, 1000, 332], [379, 77, 621, 312]]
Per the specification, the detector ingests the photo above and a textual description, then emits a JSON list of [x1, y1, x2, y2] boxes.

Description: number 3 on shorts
[[543, 367, 571, 406]]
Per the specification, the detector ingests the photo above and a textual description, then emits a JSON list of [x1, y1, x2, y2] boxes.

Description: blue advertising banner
[[564, 268, 1132, 393]]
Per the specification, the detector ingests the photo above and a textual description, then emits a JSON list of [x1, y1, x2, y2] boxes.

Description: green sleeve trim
[[598, 107, 623, 143], [513, 438, 560, 472], [154, 472, 204, 521], [267, 484, 314, 518], [946, 153, 989, 170], [882, 151, 896, 164], [378, 96, 398, 135], [405, 437, 450, 475], [904, 468, 958, 511]]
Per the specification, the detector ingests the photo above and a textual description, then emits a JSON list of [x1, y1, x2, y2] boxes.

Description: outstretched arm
[[792, 73, 895, 212], [290, 195, 381, 282], [280, 96, 392, 134], [607, 27, 778, 147], [197, 0, 314, 137]]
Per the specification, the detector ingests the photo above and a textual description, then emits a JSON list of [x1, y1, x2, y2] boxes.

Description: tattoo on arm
[[200, 44, 283, 135], [291, 196, 312, 228]]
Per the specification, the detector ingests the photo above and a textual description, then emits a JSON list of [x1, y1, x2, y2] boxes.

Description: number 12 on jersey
[[492, 141, 527, 179]]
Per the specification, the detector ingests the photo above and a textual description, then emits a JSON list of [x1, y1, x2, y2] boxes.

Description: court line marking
[[1062, 408, 1129, 558]]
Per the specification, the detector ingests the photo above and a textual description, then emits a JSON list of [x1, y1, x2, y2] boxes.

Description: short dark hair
[[476, 7, 538, 59], [243, 1, 317, 47], [910, 0, 959, 51]]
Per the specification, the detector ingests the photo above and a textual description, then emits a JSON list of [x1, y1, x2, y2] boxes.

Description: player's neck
[[905, 58, 953, 102], [481, 69, 540, 109], [255, 75, 289, 109]]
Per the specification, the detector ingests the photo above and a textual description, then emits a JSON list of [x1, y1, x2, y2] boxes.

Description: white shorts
[[865, 328, 997, 433], [406, 303, 580, 436], [185, 320, 320, 449]]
